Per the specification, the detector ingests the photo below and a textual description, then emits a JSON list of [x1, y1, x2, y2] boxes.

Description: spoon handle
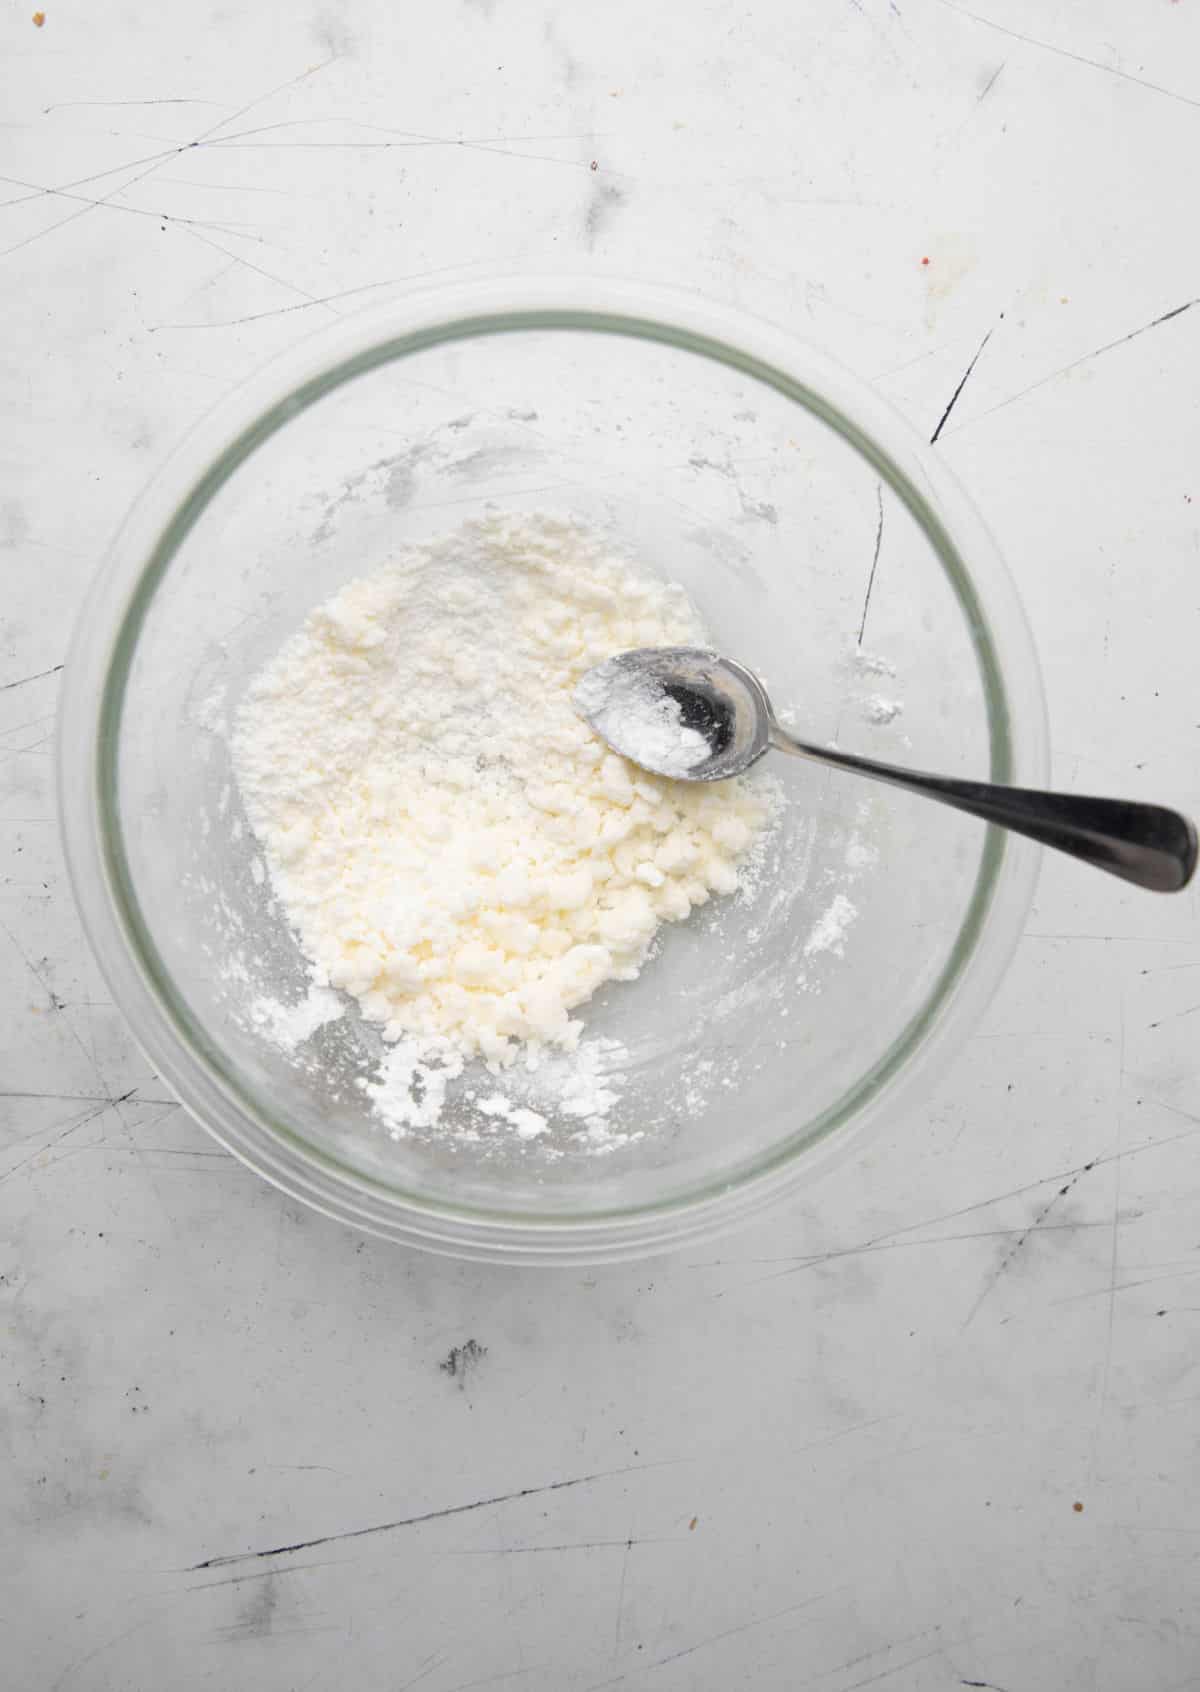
[[767, 725, 1197, 893]]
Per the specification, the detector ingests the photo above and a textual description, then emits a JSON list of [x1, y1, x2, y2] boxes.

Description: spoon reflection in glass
[[573, 647, 1197, 894]]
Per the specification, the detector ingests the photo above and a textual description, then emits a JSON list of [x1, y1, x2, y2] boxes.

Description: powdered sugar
[[573, 657, 710, 777], [803, 892, 859, 959], [860, 695, 903, 725], [248, 982, 344, 1047], [233, 513, 769, 1146]]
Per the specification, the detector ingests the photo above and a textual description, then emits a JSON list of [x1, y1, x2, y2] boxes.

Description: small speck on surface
[[1073, 1501, 1084, 1513], [440, 1339, 487, 1388]]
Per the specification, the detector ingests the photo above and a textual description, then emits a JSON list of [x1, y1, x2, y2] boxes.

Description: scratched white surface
[[3, 3, 1200, 1689]]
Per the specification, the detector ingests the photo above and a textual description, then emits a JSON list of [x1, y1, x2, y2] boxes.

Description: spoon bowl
[[576, 647, 1197, 894], [574, 647, 771, 781]]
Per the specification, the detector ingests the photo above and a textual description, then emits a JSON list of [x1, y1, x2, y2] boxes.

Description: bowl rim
[[56, 275, 1048, 1263]]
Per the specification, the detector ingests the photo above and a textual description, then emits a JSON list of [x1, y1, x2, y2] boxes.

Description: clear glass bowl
[[58, 279, 1046, 1263]]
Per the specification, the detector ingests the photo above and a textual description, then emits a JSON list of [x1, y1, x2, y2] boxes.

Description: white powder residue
[[233, 513, 767, 1143], [476, 1094, 549, 1140], [193, 682, 229, 736], [852, 647, 897, 678], [573, 658, 710, 777], [803, 892, 859, 960], [860, 695, 903, 725], [248, 982, 344, 1049], [525, 1037, 626, 1125], [357, 1037, 465, 1132], [845, 833, 877, 872]]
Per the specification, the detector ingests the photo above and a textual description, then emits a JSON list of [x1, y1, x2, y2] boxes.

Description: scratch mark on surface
[[1, 919, 128, 1108], [179, 226, 328, 311], [185, 1558, 349, 1592], [437, 1668, 546, 1692], [962, 1681, 1008, 1690], [188, 1461, 674, 1570], [976, 63, 1005, 103], [204, 119, 612, 176], [793, 1644, 944, 1691], [856, 483, 884, 646], [0, 663, 62, 693], [714, 1218, 1109, 1297], [1147, 1000, 1200, 1030], [930, 318, 1000, 443], [49, 1617, 157, 1692], [961, 1162, 1092, 1325], [43, 97, 236, 113], [612, 1537, 631, 1659], [0, 1097, 133, 1186], [842, 1650, 947, 1691], [150, 262, 479, 331], [1050, 1265, 1200, 1307], [794, 1415, 895, 1456], [0, 170, 265, 240], [0, 133, 210, 259], [954, 299, 1198, 433], [0, 711, 55, 741], [0, 1091, 172, 1104], [858, 1114, 1200, 1250], [590, 1596, 824, 1686], [398, 1655, 446, 1692], [934, 0, 1200, 111], [454, 1537, 676, 1556], [1, 57, 337, 262], [0, 142, 183, 211], [844, 0, 906, 68], [1096, 989, 1127, 1439]]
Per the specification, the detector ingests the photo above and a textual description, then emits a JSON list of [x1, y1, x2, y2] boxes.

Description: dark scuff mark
[[230, 1571, 279, 1639], [962, 1158, 1098, 1326], [1, 500, 30, 549], [856, 483, 884, 646], [311, 9, 355, 58], [930, 317, 1001, 444], [187, 1461, 661, 1571], [385, 460, 418, 509], [440, 1338, 487, 1388], [544, 17, 584, 88], [584, 181, 626, 246]]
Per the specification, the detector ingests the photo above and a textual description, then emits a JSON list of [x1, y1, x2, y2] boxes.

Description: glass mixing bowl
[[58, 279, 1047, 1263]]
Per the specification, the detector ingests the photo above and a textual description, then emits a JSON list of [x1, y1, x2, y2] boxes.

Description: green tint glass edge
[[96, 308, 1011, 1228]]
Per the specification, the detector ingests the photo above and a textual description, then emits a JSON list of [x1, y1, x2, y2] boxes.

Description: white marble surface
[[4, 3, 1200, 1687]]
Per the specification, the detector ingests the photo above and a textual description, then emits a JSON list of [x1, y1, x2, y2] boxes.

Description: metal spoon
[[575, 647, 1197, 894]]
